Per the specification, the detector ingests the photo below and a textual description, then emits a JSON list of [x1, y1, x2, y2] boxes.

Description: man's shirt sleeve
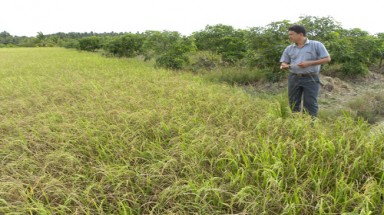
[[280, 47, 291, 63], [316, 42, 330, 59]]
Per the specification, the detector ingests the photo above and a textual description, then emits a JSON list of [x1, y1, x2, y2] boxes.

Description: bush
[[60, 39, 79, 49], [156, 53, 189, 70], [193, 24, 247, 64], [187, 51, 221, 72], [340, 61, 369, 76], [327, 29, 382, 76], [142, 31, 196, 70], [103, 33, 144, 57], [78, 36, 101, 52], [265, 69, 286, 82], [142, 31, 182, 60], [245, 21, 291, 71], [348, 92, 384, 123]]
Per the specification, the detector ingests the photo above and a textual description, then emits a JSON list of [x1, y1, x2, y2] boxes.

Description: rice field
[[0, 48, 383, 214]]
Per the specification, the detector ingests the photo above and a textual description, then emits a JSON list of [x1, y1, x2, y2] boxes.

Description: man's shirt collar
[[293, 38, 310, 47]]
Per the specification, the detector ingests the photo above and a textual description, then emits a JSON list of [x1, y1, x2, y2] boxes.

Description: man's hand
[[280, 63, 290, 70], [298, 61, 312, 68]]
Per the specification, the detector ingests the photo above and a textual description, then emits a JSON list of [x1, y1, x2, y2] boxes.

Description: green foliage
[[193, 24, 234, 51], [17, 37, 36, 47], [78, 36, 102, 52], [35, 31, 47, 47], [193, 24, 247, 64], [244, 21, 290, 82], [142, 30, 182, 59], [0, 31, 14, 44], [103, 33, 144, 57], [245, 20, 291, 72], [220, 33, 247, 64], [188, 52, 266, 84], [143, 31, 196, 69], [59, 38, 79, 49], [340, 61, 369, 76], [155, 39, 196, 70], [155, 53, 190, 70], [347, 29, 382, 64], [377, 33, 384, 68], [297, 15, 342, 41], [327, 29, 381, 76]]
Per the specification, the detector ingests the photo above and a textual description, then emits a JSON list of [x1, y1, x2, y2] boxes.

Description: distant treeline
[[2, 16, 384, 78]]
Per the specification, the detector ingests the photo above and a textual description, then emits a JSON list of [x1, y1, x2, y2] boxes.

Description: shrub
[[327, 29, 381, 76], [143, 31, 196, 70], [142, 31, 181, 60], [187, 51, 221, 72], [265, 69, 286, 82], [348, 92, 384, 123], [78, 36, 101, 52], [60, 39, 79, 49], [156, 53, 189, 70], [340, 61, 369, 76], [103, 33, 144, 57], [245, 21, 291, 75]]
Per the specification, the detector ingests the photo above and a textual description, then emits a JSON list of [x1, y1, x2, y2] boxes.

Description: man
[[280, 25, 331, 117]]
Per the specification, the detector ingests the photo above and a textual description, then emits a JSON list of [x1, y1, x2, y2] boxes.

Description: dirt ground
[[319, 72, 384, 109]]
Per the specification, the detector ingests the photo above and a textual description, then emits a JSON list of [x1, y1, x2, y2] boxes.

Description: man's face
[[288, 31, 302, 43]]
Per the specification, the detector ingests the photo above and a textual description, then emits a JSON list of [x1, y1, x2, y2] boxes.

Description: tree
[[297, 16, 342, 41], [244, 20, 292, 81], [35, 32, 47, 47], [0, 31, 14, 45], [155, 36, 196, 69], [142, 31, 196, 69], [142, 30, 180, 60], [192, 24, 246, 64], [326, 29, 380, 75]]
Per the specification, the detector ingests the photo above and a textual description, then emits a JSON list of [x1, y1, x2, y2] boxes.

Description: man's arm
[[298, 56, 331, 68], [280, 46, 291, 69]]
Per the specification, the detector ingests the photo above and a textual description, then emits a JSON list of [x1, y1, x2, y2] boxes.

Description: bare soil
[[319, 71, 384, 110]]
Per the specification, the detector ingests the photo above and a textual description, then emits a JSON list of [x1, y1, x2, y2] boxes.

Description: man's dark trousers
[[288, 73, 320, 117]]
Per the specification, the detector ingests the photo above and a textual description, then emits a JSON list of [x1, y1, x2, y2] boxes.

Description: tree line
[[2, 16, 384, 79]]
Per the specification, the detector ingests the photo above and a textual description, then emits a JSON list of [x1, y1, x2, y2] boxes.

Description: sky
[[1, 0, 383, 37]]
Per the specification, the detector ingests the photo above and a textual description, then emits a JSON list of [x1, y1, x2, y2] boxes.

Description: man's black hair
[[288, 25, 306, 37]]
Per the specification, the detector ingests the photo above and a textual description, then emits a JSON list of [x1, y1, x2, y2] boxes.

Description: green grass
[[200, 66, 267, 85], [0, 48, 383, 214]]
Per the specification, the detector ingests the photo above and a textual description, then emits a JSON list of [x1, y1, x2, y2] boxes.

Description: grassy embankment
[[0, 48, 383, 214]]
